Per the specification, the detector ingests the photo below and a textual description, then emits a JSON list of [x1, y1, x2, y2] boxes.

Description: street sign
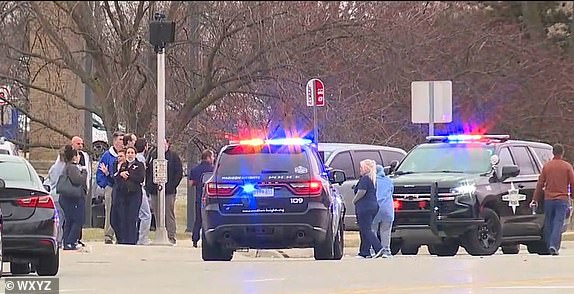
[[306, 79, 325, 107], [153, 159, 168, 184], [411, 81, 452, 136]]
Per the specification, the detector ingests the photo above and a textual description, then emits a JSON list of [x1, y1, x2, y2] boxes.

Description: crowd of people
[[43, 132, 215, 250]]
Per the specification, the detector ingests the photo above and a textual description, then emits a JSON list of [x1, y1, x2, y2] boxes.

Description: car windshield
[[396, 144, 494, 174], [217, 145, 311, 178], [0, 160, 32, 181]]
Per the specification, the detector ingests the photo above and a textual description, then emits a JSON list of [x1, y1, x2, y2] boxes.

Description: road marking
[[244, 278, 286, 283], [488, 286, 574, 289]]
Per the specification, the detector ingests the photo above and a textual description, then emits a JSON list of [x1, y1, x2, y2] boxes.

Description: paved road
[[1, 241, 574, 294]]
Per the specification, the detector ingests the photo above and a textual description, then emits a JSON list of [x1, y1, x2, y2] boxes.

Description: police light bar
[[426, 134, 510, 143], [231, 138, 313, 146]]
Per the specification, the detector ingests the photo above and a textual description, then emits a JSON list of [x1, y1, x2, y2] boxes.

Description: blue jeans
[[356, 204, 382, 257], [59, 196, 85, 247], [544, 199, 570, 250]]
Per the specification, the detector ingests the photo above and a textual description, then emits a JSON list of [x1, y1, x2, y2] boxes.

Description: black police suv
[[200, 138, 347, 261], [388, 135, 571, 256], [0, 155, 59, 275]]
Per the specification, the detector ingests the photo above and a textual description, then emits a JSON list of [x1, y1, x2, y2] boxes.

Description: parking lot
[[2, 238, 574, 294]]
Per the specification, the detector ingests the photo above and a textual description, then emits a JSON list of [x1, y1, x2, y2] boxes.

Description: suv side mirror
[[329, 169, 346, 185], [201, 172, 213, 184], [500, 165, 520, 181]]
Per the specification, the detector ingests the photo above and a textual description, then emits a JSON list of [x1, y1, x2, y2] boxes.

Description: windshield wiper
[[260, 169, 289, 174], [429, 170, 465, 174]]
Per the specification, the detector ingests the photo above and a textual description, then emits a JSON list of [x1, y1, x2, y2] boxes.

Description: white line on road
[[488, 286, 574, 289], [244, 278, 286, 283]]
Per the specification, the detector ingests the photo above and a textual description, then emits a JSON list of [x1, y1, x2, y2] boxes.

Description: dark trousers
[[192, 201, 202, 242], [544, 199, 570, 250], [59, 196, 85, 246], [356, 204, 382, 257], [114, 192, 143, 245]]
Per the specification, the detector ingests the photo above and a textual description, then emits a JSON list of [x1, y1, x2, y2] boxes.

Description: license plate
[[253, 188, 274, 197]]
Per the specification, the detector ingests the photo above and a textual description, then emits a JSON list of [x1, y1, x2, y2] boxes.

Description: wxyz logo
[[5, 278, 58, 293]]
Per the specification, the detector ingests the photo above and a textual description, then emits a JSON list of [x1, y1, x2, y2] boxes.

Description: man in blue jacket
[[373, 165, 395, 258], [96, 131, 125, 244]]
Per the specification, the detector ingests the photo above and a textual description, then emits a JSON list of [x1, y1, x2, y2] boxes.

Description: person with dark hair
[[113, 146, 145, 244], [532, 143, 574, 255], [188, 150, 215, 247], [135, 138, 152, 245], [123, 133, 137, 148], [145, 139, 183, 245], [96, 131, 124, 244], [59, 144, 88, 250]]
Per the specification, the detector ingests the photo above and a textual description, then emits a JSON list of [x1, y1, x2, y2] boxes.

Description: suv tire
[[390, 239, 401, 255], [463, 208, 502, 256], [333, 220, 344, 260], [36, 250, 59, 276], [429, 242, 459, 256], [202, 232, 233, 261], [400, 244, 420, 255], [10, 262, 31, 275], [314, 217, 335, 260], [501, 244, 520, 254]]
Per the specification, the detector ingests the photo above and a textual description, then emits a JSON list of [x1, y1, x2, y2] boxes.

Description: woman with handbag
[[114, 146, 145, 245], [58, 144, 88, 250]]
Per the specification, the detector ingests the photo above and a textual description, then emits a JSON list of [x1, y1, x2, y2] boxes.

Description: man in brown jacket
[[531, 143, 574, 255]]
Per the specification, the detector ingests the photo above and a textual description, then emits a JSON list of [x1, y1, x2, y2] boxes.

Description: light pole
[[149, 12, 175, 246]]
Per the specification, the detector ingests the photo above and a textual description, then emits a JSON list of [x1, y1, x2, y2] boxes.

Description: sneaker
[[63, 244, 79, 251], [104, 239, 113, 244], [192, 241, 198, 248], [355, 254, 372, 259], [549, 247, 559, 256], [382, 253, 393, 258], [373, 249, 385, 258], [78, 240, 86, 247], [169, 239, 177, 246]]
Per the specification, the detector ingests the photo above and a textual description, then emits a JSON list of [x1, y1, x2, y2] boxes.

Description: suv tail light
[[288, 180, 323, 196], [17, 195, 55, 209], [393, 199, 402, 211], [206, 183, 237, 197]]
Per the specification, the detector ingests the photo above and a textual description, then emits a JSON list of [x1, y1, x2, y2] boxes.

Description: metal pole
[[428, 81, 435, 136], [84, 52, 93, 228], [153, 48, 170, 245], [313, 104, 318, 143]]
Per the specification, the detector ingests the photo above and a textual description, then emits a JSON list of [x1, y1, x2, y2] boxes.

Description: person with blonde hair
[[353, 159, 383, 258]]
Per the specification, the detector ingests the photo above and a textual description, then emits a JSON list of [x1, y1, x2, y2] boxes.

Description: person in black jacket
[[114, 147, 146, 245], [145, 139, 183, 245], [59, 144, 88, 250]]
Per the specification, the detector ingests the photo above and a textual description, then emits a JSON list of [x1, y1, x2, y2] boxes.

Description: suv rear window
[[217, 145, 311, 178], [0, 160, 32, 181]]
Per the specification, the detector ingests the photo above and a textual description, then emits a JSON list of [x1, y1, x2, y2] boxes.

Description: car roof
[[419, 139, 552, 149], [0, 154, 24, 161], [0, 154, 45, 191], [318, 142, 406, 153]]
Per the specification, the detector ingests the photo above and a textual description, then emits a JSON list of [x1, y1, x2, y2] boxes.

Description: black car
[[201, 138, 347, 261], [388, 134, 572, 256], [0, 155, 59, 275]]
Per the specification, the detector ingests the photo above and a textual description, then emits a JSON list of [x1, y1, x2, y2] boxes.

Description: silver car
[[318, 143, 407, 230]]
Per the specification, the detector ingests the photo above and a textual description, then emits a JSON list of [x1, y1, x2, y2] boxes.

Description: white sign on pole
[[306, 80, 315, 107], [411, 81, 452, 124]]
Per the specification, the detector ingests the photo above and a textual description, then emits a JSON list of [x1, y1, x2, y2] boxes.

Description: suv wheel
[[10, 262, 31, 275], [333, 220, 344, 260], [314, 218, 335, 260], [390, 239, 401, 255], [501, 244, 520, 254], [202, 232, 233, 261], [428, 242, 459, 256], [37, 250, 59, 276], [401, 244, 420, 255], [463, 208, 502, 256]]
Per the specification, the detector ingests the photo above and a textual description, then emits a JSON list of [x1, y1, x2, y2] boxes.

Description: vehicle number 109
[[290, 197, 304, 204]]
